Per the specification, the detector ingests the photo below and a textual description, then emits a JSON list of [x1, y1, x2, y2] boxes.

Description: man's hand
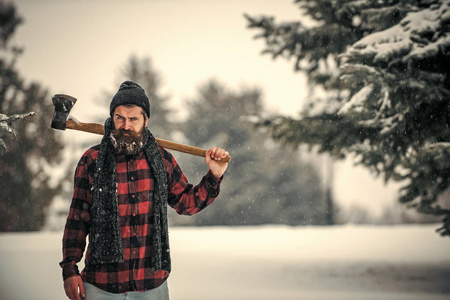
[[64, 275, 85, 300], [205, 147, 229, 179]]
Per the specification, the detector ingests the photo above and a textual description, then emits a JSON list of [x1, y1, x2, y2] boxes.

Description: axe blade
[[51, 94, 77, 130]]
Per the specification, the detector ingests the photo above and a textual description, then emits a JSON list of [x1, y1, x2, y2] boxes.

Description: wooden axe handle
[[66, 119, 231, 163]]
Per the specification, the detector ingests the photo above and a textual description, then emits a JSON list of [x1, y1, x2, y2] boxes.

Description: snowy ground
[[0, 225, 449, 300]]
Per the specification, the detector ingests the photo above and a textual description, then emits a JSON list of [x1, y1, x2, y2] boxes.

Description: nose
[[123, 120, 132, 130]]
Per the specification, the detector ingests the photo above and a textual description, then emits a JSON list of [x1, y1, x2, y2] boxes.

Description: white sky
[[11, 0, 401, 216]]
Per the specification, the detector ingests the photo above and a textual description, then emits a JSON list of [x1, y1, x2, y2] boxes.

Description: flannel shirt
[[60, 145, 222, 293]]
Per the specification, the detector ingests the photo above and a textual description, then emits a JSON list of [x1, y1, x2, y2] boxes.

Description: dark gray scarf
[[89, 118, 170, 271]]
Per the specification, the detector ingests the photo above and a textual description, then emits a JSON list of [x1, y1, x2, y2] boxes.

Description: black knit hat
[[110, 81, 150, 118]]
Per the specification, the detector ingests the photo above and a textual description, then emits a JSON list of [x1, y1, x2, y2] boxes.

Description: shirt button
[[131, 176, 135, 180], [132, 194, 135, 198]]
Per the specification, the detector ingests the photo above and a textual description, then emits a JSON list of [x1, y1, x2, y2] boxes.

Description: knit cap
[[110, 81, 150, 118]]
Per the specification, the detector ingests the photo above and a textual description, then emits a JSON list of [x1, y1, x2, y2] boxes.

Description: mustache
[[111, 128, 142, 139]]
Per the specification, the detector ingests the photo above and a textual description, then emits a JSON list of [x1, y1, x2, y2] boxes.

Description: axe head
[[51, 94, 77, 130]]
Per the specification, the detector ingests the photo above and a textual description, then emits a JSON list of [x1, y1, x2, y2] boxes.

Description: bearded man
[[60, 81, 229, 300]]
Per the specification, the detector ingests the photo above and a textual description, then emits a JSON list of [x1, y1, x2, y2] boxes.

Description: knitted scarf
[[89, 118, 170, 271]]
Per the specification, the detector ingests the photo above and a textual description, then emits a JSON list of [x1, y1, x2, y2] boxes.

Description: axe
[[51, 94, 231, 162]]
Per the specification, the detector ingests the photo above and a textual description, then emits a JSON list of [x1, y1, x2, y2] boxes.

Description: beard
[[110, 128, 144, 155]]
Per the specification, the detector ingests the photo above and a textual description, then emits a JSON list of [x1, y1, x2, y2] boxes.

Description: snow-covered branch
[[346, 1, 450, 65], [0, 112, 36, 155]]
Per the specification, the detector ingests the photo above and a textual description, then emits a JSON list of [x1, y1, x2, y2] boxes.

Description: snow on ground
[[0, 225, 449, 300]]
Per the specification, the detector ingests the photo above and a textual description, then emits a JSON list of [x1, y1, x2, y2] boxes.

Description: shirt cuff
[[205, 170, 222, 198], [207, 170, 223, 184], [62, 262, 80, 281]]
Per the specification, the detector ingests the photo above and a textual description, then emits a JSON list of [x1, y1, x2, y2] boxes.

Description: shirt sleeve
[[163, 149, 223, 216], [59, 151, 93, 280]]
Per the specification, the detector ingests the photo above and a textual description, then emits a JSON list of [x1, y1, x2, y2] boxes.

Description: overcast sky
[[12, 0, 401, 216]]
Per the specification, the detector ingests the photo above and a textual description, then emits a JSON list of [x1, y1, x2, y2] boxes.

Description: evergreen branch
[[0, 138, 7, 155], [0, 111, 36, 155]]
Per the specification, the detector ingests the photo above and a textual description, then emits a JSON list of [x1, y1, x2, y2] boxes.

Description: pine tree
[[245, 0, 450, 235], [0, 1, 65, 231], [176, 80, 328, 226]]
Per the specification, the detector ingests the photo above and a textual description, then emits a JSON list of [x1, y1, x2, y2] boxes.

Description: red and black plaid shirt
[[60, 145, 222, 293]]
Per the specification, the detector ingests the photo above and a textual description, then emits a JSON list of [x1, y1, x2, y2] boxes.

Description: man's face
[[111, 105, 149, 155], [113, 105, 148, 133]]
